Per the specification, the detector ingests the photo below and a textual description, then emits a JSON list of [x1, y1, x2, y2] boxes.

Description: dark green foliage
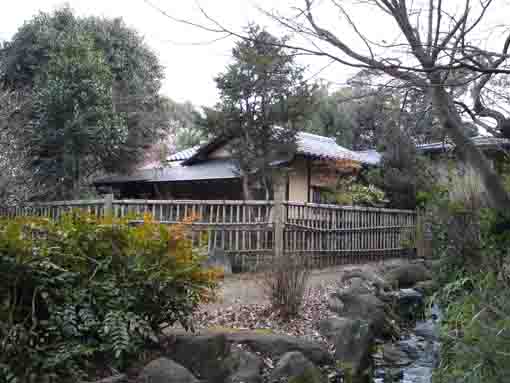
[[305, 85, 397, 150], [172, 101, 208, 151], [29, 29, 123, 198], [304, 77, 451, 151], [429, 192, 510, 383], [367, 125, 435, 209], [209, 25, 316, 199], [0, 214, 218, 382], [0, 7, 168, 200]]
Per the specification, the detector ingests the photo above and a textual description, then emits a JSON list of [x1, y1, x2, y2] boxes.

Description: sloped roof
[[168, 145, 201, 161], [296, 132, 360, 161], [178, 131, 376, 165], [94, 159, 239, 185], [94, 132, 381, 186]]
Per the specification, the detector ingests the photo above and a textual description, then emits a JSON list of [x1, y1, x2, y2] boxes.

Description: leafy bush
[[315, 173, 388, 207], [429, 194, 510, 383], [333, 182, 387, 207], [0, 213, 220, 382], [264, 254, 310, 320], [367, 125, 435, 209]]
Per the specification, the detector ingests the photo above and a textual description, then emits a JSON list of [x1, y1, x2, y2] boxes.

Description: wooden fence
[[0, 196, 417, 271]]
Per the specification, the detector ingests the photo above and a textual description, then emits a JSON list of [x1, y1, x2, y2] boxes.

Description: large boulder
[[341, 269, 390, 292], [225, 331, 332, 365], [330, 292, 388, 337], [327, 296, 344, 313], [393, 288, 425, 322], [167, 333, 231, 382], [340, 277, 373, 296], [138, 358, 198, 383], [385, 262, 431, 288], [318, 317, 374, 377], [381, 344, 413, 367], [224, 349, 263, 383], [269, 351, 325, 383]]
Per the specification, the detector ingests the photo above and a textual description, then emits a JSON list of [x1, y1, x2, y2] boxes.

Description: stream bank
[[112, 259, 441, 383], [373, 301, 441, 383], [320, 259, 440, 383]]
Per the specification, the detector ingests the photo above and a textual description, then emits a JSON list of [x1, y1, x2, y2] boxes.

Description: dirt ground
[[205, 260, 390, 311]]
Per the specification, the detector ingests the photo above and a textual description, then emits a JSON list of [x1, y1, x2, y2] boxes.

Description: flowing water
[[373, 301, 442, 383]]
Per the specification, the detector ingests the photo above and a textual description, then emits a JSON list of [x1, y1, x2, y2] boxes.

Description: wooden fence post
[[416, 209, 432, 258], [104, 194, 114, 217], [273, 173, 287, 259]]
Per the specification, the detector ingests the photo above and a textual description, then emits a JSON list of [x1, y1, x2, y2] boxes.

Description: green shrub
[[0, 213, 219, 382], [332, 183, 387, 207], [430, 200, 510, 383]]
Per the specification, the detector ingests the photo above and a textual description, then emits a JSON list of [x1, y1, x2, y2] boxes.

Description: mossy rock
[[270, 351, 325, 383], [207, 326, 274, 335], [288, 367, 324, 383]]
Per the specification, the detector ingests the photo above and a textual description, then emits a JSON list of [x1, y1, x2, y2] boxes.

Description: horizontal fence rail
[[1, 196, 418, 271]]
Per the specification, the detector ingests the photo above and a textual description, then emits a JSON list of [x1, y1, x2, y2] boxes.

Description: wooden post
[[416, 209, 432, 258], [104, 193, 114, 217], [273, 171, 287, 259]]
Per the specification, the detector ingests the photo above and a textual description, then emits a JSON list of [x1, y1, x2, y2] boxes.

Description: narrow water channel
[[373, 302, 441, 383]]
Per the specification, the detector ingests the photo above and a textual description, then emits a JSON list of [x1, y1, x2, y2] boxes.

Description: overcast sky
[[0, 0, 346, 107], [2, 1, 509, 107]]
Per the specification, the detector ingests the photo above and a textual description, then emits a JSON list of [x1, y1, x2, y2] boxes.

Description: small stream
[[373, 299, 442, 383]]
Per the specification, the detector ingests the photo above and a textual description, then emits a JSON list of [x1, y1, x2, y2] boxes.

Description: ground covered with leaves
[[193, 280, 338, 345]]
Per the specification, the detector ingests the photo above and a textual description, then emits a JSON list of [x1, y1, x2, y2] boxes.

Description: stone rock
[[225, 331, 332, 365], [341, 269, 390, 292], [204, 249, 232, 275], [339, 277, 373, 296], [327, 296, 344, 313], [85, 375, 127, 383], [414, 280, 437, 295], [330, 293, 387, 337], [138, 358, 198, 383], [318, 317, 351, 336], [269, 351, 325, 383], [382, 344, 413, 367], [225, 349, 263, 383], [395, 288, 425, 322], [385, 262, 431, 288], [318, 317, 373, 377], [414, 320, 440, 341], [168, 333, 231, 382]]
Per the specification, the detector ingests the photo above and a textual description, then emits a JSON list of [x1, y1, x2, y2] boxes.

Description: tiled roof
[[94, 159, 239, 185], [295, 132, 361, 161], [169, 132, 376, 164], [94, 132, 381, 185], [168, 145, 200, 161]]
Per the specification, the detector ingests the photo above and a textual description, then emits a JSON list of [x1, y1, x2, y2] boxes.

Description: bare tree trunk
[[431, 85, 510, 210], [242, 174, 254, 200]]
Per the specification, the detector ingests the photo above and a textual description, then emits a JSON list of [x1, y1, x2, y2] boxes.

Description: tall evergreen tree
[[211, 25, 315, 199]]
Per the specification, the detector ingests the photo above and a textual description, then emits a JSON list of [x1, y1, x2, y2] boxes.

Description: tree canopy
[[176, 0, 510, 210], [0, 7, 169, 200], [205, 25, 316, 199]]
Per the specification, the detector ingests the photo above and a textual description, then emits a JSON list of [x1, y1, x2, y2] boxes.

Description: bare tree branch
[[150, 0, 510, 208]]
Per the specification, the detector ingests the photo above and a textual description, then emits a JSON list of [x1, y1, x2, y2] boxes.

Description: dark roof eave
[[93, 178, 150, 186], [94, 176, 240, 187]]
